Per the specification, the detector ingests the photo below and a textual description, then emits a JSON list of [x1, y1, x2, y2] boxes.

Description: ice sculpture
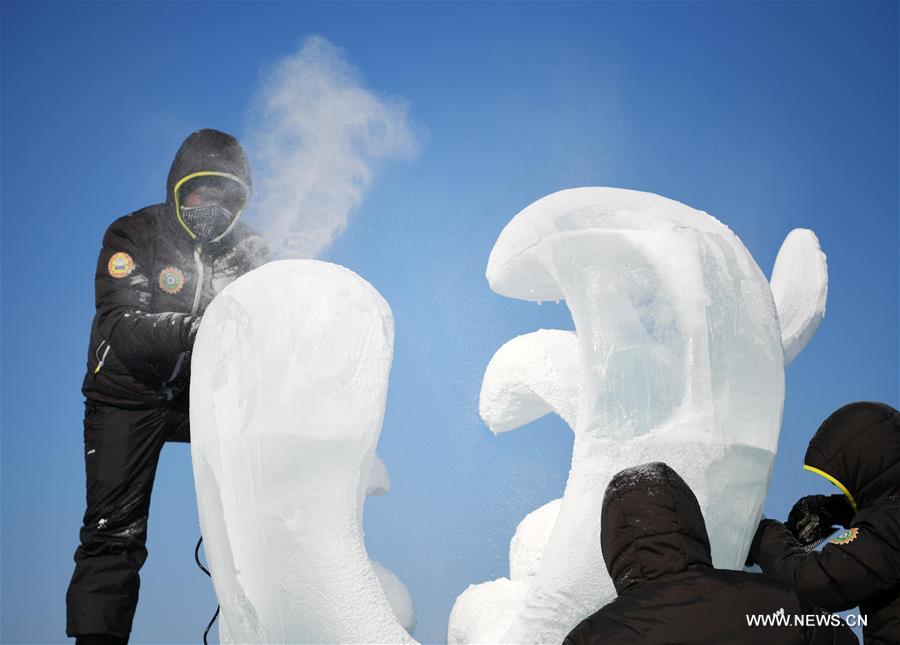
[[770, 229, 828, 365], [480, 330, 580, 433], [451, 187, 828, 644], [373, 561, 418, 634], [190, 259, 415, 644]]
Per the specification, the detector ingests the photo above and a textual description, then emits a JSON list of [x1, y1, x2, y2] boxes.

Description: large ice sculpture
[[451, 187, 828, 644], [190, 260, 415, 644]]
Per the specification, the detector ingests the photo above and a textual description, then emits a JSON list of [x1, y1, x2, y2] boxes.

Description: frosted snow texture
[[448, 578, 528, 645], [451, 188, 828, 644], [480, 331, 580, 433], [510, 499, 563, 581], [449, 499, 562, 644], [770, 229, 828, 365], [373, 561, 418, 635], [190, 260, 414, 644]]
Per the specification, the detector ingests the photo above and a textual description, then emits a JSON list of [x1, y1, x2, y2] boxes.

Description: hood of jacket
[[601, 462, 712, 594], [166, 129, 251, 202], [804, 401, 900, 511], [164, 129, 252, 241]]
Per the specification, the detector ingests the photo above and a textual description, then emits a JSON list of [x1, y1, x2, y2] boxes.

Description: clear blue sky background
[[2, 2, 897, 643]]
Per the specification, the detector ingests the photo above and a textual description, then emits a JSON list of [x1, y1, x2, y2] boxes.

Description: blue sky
[[2, 2, 897, 643]]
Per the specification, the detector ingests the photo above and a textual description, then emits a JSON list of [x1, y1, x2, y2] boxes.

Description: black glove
[[786, 494, 854, 547], [745, 518, 778, 567]]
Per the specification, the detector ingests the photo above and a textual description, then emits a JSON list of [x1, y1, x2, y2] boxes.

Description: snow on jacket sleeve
[[750, 517, 895, 613], [94, 215, 196, 365]]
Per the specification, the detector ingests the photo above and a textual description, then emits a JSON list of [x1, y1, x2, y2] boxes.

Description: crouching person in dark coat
[[748, 402, 900, 645], [564, 462, 857, 645]]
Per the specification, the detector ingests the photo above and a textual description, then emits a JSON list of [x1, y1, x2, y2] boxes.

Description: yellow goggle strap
[[803, 464, 858, 512], [172, 171, 250, 240]]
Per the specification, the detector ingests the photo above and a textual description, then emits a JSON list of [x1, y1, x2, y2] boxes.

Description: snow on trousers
[[66, 401, 189, 639]]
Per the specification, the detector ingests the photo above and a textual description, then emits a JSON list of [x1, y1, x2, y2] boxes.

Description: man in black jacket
[[66, 129, 268, 645], [564, 462, 857, 645], [748, 401, 900, 645]]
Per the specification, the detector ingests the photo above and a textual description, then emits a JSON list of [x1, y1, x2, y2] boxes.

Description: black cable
[[195, 536, 220, 645], [194, 536, 211, 575], [204, 606, 220, 645]]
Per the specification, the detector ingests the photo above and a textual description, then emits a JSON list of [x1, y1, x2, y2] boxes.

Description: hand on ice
[[745, 519, 778, 567], [787, 494, 853, 546]]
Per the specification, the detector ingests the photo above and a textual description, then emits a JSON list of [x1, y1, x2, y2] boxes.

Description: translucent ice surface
[[452, 188, 828, 644], [190, 259, 414, 644]]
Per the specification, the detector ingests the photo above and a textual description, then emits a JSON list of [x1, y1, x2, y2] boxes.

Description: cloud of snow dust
[[245, 35, 418, 258]]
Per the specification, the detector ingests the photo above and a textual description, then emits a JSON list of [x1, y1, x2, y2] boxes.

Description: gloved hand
[[745, 518, 777, 567], [786, 494, 854, 547]]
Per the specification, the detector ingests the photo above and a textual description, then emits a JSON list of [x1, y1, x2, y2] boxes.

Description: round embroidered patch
[[108, 252, 135, 278], [159, 267, 186, 294], [830, 527, 859, 545]]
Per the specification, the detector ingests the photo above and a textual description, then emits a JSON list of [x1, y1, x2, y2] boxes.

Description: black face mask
[[180, 204, 236, 242], [175, 173, 249, 242]]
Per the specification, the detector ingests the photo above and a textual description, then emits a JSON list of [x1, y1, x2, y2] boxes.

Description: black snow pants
[[66, 400, 189, 640]]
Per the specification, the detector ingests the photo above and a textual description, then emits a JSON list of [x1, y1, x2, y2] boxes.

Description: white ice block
[[452, 187, 827, 644], [770, 228, 828, 366], [372, 561, 417, 635], [510, 499, 563, 582], [190, 259, 414, 644]]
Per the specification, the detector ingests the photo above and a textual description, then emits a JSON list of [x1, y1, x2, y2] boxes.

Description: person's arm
[[94, 215, 198, 368], [796, 593, 859, 645], [750, 518, 892, 612], [562, 616, 602, 645]]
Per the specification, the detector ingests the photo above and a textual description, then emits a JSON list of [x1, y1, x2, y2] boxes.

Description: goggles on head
[[173, 171, 250, 242]]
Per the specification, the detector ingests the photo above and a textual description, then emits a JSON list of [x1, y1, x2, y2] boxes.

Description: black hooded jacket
[[564, 462, 857, 645], [750, 402, 900, 644], [81, 129, 267, 410]]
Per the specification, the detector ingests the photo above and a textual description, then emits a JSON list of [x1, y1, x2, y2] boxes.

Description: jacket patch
[[159, 267, 186, 294], [830, 527, 859, 545], [108, 252, 135, 278]]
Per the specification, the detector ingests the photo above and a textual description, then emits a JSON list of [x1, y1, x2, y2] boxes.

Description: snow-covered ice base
[[190, 260, 415, 644], [450, 438, 772, 644], [451, 187, 828, 644]]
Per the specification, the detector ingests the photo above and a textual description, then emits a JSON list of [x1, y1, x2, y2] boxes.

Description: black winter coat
[[82, 130, 267, 410], [564, 462, 857, 645], [750, 402, 900, 645]]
